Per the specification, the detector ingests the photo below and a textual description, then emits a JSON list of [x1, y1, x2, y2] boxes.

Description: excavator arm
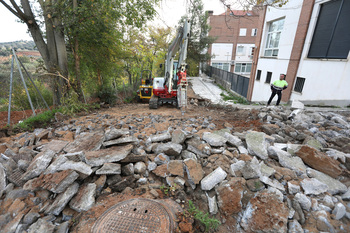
[[164, 19, 191, 94]]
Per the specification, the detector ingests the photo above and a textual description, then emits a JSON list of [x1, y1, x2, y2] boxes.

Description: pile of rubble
[[1, 104, 350, 232]]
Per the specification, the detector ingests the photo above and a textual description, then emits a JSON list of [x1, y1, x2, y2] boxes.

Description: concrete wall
[[251, 0, 304, 103]]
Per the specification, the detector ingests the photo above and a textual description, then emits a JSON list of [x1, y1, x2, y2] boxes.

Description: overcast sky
[[0, 0, 226, 43]]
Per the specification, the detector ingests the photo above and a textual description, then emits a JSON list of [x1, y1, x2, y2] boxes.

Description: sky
[[0, 0, 226, 43]]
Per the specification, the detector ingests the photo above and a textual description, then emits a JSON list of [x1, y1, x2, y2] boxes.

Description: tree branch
[[0, 0, 23, 19]]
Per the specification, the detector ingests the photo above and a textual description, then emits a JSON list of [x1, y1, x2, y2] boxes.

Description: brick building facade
[[207, 8, 260, 76]]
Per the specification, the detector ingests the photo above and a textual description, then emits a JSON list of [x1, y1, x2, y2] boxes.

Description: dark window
[[308, 0, 350, 59], [265, 71, 272, 83], [294, 77, 306, 93], [256, 70, 261, 80]]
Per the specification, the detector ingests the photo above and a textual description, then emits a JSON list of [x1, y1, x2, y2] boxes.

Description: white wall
[[290, 0, 350, 106], [211, 43, 233, 63], [251, 0, 303, 102], [235, 43, 255, 62]]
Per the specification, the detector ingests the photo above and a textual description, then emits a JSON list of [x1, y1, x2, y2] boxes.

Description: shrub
[[98, 85, 117, 105]]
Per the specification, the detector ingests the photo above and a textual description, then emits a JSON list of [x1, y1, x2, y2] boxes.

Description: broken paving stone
[[240, 191, 289, 233], [288, 182, 301, 194], [171, 129, 187, 144], [69, 183, 96, 212], [241, 158, 261, 180], [296, 145, 342, 178], [104, 128, 129, 141], [206, 192, 218, 215], [154, 153, 170, 165], [28, 218, 55, 233], [294, 193, 311, 211], [167, 160, 184, 177], [201, 167, 227, 191], [45, 182, 79, 215], [245, 131, 269, 160], [134, 162, 147, 174], [102, 136, 138, 147], [21, 150, 56, 181], [300, 178, 328, 195], [42, 140, 69, 154], [259, 176, 285, 191], [84, 144, 133, 167], [268, 146, 306, 175], [45, 156, 92, 175], [64, 132, 104, 153], [246, 178, 265, 192], [216, 177, 245, 215], [306, 168, 347, 195], [155, 142, 182, 157], [184, 158, 204, 186], [0, 164, 6, 193], [96, 163, 121, 175], [149, 132, 172, 143], [230, 160, 245, 177], [24, 170, 79, 194], [152, 164, 169, 178], [202, 132, 227, 147], [332, 203, 346, 220]]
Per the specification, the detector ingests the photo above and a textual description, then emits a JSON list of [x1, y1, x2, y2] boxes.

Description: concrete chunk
[[201, 167, 227, 191]]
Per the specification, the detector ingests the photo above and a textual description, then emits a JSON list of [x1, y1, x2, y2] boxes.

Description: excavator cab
[[136, 70, 153, 102]]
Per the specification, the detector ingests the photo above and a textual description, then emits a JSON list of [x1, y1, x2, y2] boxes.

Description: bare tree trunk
[[72, 0, 83, 101]]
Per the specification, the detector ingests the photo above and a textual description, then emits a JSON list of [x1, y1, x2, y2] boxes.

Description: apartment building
[[208, 8, 260, 76], [248, 0, 350, 106]]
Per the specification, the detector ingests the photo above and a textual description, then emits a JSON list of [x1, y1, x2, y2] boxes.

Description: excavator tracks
[[149, 95, 159, 109]]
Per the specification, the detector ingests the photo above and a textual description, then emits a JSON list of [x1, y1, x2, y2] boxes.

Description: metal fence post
[[17, 56, 51, 111], [7, 55, 14, 125], [12, 48, 36, 116]]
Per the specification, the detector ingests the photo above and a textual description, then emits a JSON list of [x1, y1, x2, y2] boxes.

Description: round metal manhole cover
[[92, 198, 175, 233]]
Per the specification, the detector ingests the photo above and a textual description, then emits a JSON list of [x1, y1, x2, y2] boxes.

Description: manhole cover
[[92, 198, 179, 233]]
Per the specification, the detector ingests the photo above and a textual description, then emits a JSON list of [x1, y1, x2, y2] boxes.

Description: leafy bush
[[98, 85, 117, 105], [60, 90, 89, 115], [10, 79, 53, 110]]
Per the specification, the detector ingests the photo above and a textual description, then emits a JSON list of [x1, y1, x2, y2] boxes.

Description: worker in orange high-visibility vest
[[267, 74, 288, 106]]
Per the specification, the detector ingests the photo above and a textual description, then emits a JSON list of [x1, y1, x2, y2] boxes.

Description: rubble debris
[[0, 105, 350, 233]]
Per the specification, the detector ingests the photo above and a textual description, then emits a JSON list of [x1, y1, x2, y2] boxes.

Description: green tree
[[0, 0, 160, 104], [121, 25, 172, 88], [179, 0, 216, 76]]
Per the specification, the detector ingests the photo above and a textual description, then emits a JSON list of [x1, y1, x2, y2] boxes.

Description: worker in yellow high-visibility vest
[[267, 74, 288, 106]]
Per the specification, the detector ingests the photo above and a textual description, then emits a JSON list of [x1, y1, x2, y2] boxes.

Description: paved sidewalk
[[189, 75, 350, 113]]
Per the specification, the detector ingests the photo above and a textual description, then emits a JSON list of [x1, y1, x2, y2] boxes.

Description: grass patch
[[187, 200, 221, 232], [14, 108, 62, 131], [13, 103, 100, 131], [220, 92, 249, 105]]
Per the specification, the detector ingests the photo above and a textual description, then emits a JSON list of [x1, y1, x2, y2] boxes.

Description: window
[[256, 70, 261, 80], [264, 18, 285, 57], [237, 45, 245, 55], [212, 62, 230, 72], [249, 47, 255, 59], [239, 28, 247, 36], [265, 71, 272, 83], [294, 77, 305, 93], [234, 63, 252, 73], [251, 28, 257, 36], [308, 0, 350, 59]]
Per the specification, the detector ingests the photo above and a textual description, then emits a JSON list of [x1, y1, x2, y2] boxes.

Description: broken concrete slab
[[84, 144, 133, 167], [21, 150, 56, 181], [64, 132, 104, 153]]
